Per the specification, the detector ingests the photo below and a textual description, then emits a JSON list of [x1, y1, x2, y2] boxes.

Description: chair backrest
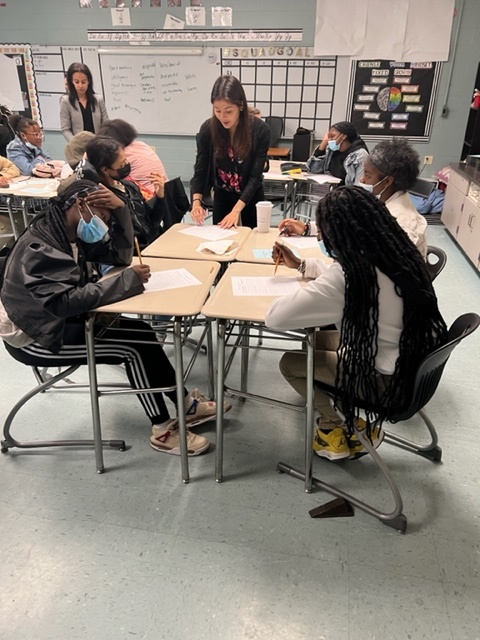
[[409, 178, 437, 198], [163, 177, 190, 230], [264, 116, 284, 148], [425, 245, 447, 281], [391, 313, 480, 421]]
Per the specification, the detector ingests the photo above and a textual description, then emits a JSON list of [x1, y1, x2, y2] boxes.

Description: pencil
[[134, 237, 143, 265], [274, 247, 282, 275]]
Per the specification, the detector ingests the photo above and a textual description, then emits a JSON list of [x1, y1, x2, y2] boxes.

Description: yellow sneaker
[[313, 427, 349, 461], [347, 419, 384, 460]]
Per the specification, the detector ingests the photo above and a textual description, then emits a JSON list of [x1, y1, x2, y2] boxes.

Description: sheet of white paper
[[111, 7, 131, 25], [283, 236, 319, 249], [197, 240, 237, 255], [164, 13, 185, 29], [180, 226, 237, 240], [401, 0, 454, 62], [212, 6, 232, 27], [0, 55, 24, 111], [314, 0, 367, 56], [307, 174, 341, 185], [355, 0, 408, 61], [143, 268, 201, 293], [253, 249, 273, 259], [186, 6, 206, 26], [231, 277, 301, 297]]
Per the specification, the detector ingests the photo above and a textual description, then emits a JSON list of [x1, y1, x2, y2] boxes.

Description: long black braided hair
[[29, 179, 100, 257], [317, 185, 447, 432]]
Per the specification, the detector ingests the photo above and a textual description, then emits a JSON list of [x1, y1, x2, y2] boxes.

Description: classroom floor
[[0, 220, 479, 640]]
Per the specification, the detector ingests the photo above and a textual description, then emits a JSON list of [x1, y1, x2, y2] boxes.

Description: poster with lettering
[[347, 60, 442, 141]]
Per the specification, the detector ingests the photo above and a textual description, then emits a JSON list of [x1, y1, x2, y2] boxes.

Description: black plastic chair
[[426, 245, 447, 281], [264, 116, 284, 148], [278, 312, 480, 532]]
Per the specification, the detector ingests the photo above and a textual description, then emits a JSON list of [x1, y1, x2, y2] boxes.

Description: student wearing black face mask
[[78, 136, 166, 249]]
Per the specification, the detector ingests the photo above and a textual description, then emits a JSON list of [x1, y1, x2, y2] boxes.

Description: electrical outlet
[[424, 155, 433, 165]]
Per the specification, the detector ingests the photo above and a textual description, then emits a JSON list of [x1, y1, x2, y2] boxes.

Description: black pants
[[213, 186, 264, 229], [5, 318, 187, 425]]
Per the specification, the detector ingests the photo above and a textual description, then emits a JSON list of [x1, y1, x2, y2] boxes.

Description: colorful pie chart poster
[[347, 60, 442, 141]]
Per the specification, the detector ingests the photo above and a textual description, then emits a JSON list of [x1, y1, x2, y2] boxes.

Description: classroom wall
[[1, 0, 479, 181]]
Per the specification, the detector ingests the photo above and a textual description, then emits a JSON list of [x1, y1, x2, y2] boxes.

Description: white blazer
[[59, 94, 109, 141]]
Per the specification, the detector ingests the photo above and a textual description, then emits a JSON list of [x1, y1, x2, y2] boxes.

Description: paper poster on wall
[[111, 8, 131, 25], [347, 60, 442, 141], [0, 45, 40, 124], [164, 14, 185, 28], [212, 7, 232, 27], [186, 7, 205, 26]]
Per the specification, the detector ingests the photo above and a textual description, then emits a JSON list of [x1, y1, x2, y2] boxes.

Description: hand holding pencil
[[132, 236, 151, 283], [272, 241, 302, 271]]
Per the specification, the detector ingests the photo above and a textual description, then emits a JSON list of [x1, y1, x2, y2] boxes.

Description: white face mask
[[359, 176, 388, 198]]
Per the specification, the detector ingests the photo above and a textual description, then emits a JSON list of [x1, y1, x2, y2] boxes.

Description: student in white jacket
[[265, 186, 446, 461]]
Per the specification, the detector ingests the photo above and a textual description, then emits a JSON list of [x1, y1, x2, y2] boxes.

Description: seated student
[[265, 186, 446, 461], [78, 136, 165, 249], [0, 180, 227, 456], [358, 138, 427, 258], [280, 141, 427, 258], [6, 115, 62, 177], [97, 119, 168, 198], [59, 130, 96, 186], [305, 121, 368, 185], [0, 154, 20, 188]]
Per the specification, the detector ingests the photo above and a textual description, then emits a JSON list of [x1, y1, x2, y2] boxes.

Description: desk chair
[[277, 312, 480, 532], [264, 116, 284, 148], [425, 245, 447, 281]]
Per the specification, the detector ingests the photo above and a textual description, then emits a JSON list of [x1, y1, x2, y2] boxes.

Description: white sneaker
[[184, 389, 232, 428], [150, 424, 209, 456]]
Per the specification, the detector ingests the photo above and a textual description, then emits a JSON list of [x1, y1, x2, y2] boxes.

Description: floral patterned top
[[216, 146, 243, 193]]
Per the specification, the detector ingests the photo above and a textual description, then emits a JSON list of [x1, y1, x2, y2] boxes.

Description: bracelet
[[302, 220, 311, 236], [297, 260, 306, 276]]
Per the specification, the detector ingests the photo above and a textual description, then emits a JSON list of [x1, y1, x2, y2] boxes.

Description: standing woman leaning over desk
[[190, 75, 270, 229], [60, 62, 109, 142]]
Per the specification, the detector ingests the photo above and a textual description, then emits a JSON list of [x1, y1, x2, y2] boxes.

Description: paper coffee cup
[[256, 201, 273, 233]]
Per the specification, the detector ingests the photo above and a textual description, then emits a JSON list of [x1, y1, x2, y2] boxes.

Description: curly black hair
[[316, 185, 447, 434]]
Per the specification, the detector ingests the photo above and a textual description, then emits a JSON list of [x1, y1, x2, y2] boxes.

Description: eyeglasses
[[25, 130, 44, 138]]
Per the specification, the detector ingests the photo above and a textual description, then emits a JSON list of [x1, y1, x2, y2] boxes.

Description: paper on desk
[[197, 240, 238, 255], [253, 247, 300, 259], [307, 174, 341, 185], [180, 226, 237, 241], [283, 236, 319, 249], [231, 276, 301, 297], [143, 268, 201, 293]]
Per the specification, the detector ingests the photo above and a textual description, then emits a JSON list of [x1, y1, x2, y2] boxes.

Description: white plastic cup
[[256, 200, 273, 233]]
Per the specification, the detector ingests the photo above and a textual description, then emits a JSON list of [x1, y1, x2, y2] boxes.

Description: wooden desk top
[[202, 261, 308, 323], [142, 223, 252, 262], [268, 147, 292, 158], [94, 257, 220, 317], [235, 227, 330, 265]]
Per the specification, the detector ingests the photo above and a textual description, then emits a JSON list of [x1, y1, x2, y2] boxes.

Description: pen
[[274, 247, 282, 275], [279, 226, 288, 237], [134, 237, 143, 265]]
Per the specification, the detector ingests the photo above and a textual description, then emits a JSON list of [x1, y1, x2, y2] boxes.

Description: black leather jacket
[[0, 204, 144, 353]]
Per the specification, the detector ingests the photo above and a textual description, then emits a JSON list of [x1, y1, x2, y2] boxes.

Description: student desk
[[141, 223, 252, 262], [87, 257, 220, 481], [235, 227, 328, 264], [201, 261, 315, 487], [267, 147, 292, 160], [263, 162, 296, 216], [0, 177, 59, 239]]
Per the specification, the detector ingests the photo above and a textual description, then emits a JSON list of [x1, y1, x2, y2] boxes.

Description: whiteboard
[[99, 48, 221, 135]]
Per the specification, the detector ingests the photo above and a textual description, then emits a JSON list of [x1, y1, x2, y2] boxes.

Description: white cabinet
[[457, 196, 480, 269], [441, 166, 480, 272]]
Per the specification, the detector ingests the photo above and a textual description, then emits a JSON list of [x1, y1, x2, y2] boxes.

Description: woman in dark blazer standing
[[60, 63, 108, 142], [190, 75, 270, 229]]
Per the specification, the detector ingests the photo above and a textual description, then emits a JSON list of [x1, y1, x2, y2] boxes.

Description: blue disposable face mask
[[318, 239, 337, 259], [327, 139, 341, 152], [77, 203, 109, 243]]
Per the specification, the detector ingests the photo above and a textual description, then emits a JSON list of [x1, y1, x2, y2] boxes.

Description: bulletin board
[[346, 60, 442, 141], [0, 44, 40, 124], [222, 51, 337, 138]]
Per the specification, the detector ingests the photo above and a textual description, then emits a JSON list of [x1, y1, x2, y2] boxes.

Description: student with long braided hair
[[0, 180, 226, 457], [266, 186, 447, 461]]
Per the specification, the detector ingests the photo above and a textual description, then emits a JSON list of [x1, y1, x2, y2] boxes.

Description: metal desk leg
[[85, 315, 105, 474], [174, 316, 189, 484], [206, 318, 215, 400], [6, 196, 19, 240], [304, 328, 315, 492], [21, 197, 29, 231], [240, 321, 250, 394], [215, 319, 227, 482]]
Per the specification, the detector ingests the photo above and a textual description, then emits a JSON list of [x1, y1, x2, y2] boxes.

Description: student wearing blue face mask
[[0, 180, 225, 457], [305, 121, 368, 185], [6, 115, 53, 176]]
